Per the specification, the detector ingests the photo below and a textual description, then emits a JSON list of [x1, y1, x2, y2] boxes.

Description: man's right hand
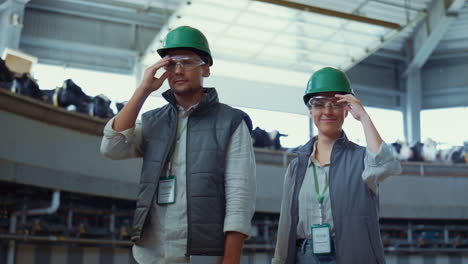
[[139, 56, 171, 95], [112, 56, 171, 132]]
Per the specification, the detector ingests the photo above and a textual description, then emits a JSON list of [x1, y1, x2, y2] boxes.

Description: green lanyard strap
[[312, 163, 329, 205], [167, 121, 188, 163]]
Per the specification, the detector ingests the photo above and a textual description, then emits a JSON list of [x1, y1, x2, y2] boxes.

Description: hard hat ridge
[[303, 67, 354, 105], [157, 26, 213, 66]]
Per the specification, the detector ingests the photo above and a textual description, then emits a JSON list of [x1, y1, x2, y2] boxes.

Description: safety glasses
[[308, 96, 348, 110], [164, 55, 205, 72]]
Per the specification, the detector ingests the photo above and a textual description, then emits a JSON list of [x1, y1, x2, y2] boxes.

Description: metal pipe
[[0, 234, 132, 246], [25, 191, 61, 215], [7, 191, 60, 264], [66, 208, 73, 235], [408, 222, 413, 244], [444, 225, 449, 244], [3, 234, 467, 254], [110, 204, 116, 239]]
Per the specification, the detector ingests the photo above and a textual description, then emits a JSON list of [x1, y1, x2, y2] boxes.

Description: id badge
[[311, 224, 331, 254], [157, 175, 176, 205]]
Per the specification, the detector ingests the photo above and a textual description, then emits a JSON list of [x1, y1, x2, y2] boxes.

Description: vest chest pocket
[[143, 136, 171, 160]]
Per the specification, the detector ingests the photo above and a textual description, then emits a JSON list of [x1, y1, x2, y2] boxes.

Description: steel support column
[[133, 56, 144, 88], [404, 0, 464, 74], [308, 117, 314, 139], [0, 0, 29, 54], [403, 67, 422, 144]]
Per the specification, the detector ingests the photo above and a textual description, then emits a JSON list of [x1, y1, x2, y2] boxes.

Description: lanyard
[[167, 120, 188, 172], [312, 163, 329, 224], [312, 163, 329, 205]]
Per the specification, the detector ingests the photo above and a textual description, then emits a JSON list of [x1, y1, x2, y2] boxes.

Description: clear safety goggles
[[307, 96, 348, 110], [164, 55, 205, 72]]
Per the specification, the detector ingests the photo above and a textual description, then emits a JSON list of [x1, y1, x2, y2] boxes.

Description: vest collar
[[296, 130, 350, 157], [162, 87, 219, 114], [333, 130, 350, 150]]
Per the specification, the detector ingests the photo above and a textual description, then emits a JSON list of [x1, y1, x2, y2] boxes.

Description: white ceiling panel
[[143, 0, 431, 72]]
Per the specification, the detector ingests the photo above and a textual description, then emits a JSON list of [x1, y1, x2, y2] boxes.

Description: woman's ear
[[202, 66, 210, 77]]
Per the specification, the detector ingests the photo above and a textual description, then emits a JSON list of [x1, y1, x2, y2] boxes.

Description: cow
[[251, 127, 270, 148], [42, 79, 91, 114], [465, 141, 468, 164], [389, 141, 412, 161], [449, 146, 466, 164], [422, 138, 438, 162], [11, 73, 43, 100], [0, 58, 14, 90], [43, 82, 117, 119], [269, 130, 288, 150], [408, 142, 424, 162], [251, 127, 287, 150], [87, 94, 114, 119], [115, 102, 126, 113], [0, 59, 43, 100]]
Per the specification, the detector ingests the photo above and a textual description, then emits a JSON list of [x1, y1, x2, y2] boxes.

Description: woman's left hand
[[335, 94, 368, 121]]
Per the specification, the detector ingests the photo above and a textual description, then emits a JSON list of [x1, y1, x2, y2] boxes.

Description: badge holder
[[311, 223, 332, 254], [157, 165, 176, 205]]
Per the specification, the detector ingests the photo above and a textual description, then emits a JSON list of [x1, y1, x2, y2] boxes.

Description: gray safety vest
[[286, 132, 385, 264], [131, 88, 248, 256]]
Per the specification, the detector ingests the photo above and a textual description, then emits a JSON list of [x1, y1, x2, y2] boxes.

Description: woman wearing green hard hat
[[272, 67, 401, 264]]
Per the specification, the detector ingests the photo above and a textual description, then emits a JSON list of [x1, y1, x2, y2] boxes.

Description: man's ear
[[202, 65, 210, 77]]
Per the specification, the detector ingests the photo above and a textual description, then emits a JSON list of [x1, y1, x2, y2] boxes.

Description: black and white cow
[[389, 141, 412, 161], [422, 138, 438, 162], [439, 145, 467, 164], [0, 58, 14, 89], [11, 73, 43, 100], [43, 81, 116, 119], [450, 146, 466, 164], [269, 130, 288, 150], [408, 142, 424, 162], [42, 79, 91, 114], [0, 59, 43, 100], [251, 127, 270, 148], [87, 94, 114, 119], [115, 102, 126, 113], [251, 127, 287, 150]]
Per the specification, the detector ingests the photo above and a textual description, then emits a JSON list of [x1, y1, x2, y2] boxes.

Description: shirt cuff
[[365, 141, 394, 167], [223, 214, 252, 238], [103, 117, 136, 143]]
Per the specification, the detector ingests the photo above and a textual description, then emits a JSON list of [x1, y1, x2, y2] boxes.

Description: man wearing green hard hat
[[272, 67, 401, 264], [100, 26, 256, 264]]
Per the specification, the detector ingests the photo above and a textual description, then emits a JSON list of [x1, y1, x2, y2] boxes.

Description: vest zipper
[[328, 142, 338, 259], [329, 146, 335, 218], [185, 116, 192, 257]]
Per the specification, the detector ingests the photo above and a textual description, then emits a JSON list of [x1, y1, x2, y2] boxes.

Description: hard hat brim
[[303, 91, 354, 106], [157, 47, 213, 66]]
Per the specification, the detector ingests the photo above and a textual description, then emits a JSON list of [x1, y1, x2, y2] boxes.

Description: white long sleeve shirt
[[100, 104, 256, 264]]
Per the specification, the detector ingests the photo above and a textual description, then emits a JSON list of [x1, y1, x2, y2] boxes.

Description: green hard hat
[[157, 26, 213, 66], [303, 67, 354, 105]]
